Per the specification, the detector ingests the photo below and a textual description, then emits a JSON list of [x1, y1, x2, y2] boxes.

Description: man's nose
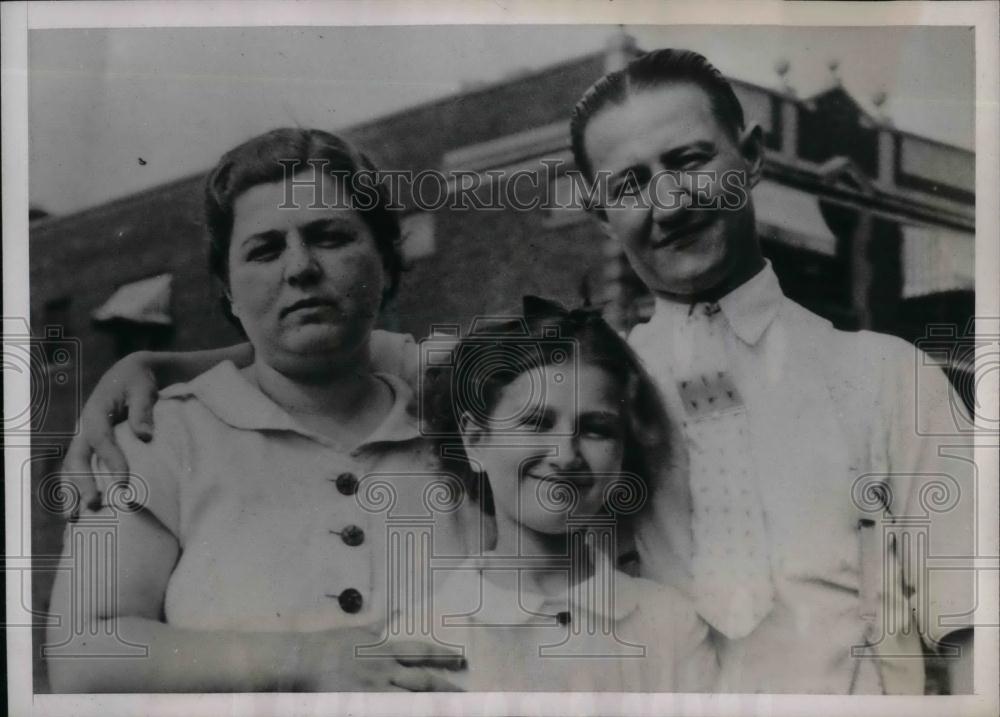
[[647, 170, 692, 226], [284, 232, 321, 284]]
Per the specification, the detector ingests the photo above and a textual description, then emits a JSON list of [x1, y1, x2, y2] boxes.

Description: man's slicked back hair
[[570, 48, 746, 180]]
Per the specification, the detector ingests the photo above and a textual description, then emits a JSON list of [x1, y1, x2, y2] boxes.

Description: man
[[568, 48, 975, 694], [63, 48, 975, 695]]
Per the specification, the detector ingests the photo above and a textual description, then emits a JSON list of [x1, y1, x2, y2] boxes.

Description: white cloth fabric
[[675, 304, 775, 640], [96, 360, 481, 632], [629, 261, 975, 694], [378, 551, 719, 692]]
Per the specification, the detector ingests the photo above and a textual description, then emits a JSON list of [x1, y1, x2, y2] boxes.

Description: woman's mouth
[[280, 297, 338, 318]]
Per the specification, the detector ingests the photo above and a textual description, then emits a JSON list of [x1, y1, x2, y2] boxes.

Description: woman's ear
[[458, 411, 488, 463], [738, 123, 765, 189], [224, 287, 240, 318]]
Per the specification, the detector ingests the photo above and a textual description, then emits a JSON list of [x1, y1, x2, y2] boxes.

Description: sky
[[28, 24, 975, 216]]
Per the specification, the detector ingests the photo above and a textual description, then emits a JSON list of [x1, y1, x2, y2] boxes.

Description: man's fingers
[[60, 438, 99, 517], [392, 641, 467, 671], [92, 433, 129, 476], [126, 385, 156, 442], [389, 667, 465, 692]]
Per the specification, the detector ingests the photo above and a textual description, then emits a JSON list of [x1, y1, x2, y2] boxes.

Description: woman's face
[[227, 166, 387, 373], [463, 361, 628, 534]]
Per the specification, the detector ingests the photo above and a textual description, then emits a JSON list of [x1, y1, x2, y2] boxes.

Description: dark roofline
[[32, 46, 973, 230], [30, 169, 207, 235], [339, 50, 605, 135]]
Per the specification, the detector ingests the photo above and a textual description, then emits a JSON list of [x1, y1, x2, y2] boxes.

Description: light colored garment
[[97, 360, 480, 632], [378, 552, 718, 692], [629, 261, 975, 694]]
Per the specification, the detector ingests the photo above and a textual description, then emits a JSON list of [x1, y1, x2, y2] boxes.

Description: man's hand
[[60, 351, 159, 515]]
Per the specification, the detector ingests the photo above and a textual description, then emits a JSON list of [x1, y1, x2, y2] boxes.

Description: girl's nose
[[544, 433, 585, 473]]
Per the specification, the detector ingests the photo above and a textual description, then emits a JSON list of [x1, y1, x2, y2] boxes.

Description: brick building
[[27, 32, 975, 689]]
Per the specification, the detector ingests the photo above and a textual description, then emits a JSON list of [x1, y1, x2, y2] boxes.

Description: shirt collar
[[652, 260, 783, 347], [433, 552, 641, 624], [158, 360, 420, 452]]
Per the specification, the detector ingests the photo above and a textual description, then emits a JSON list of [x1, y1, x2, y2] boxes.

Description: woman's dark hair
[[204, 128, 403, 328], [570, 48, 746, 182], [421, 296, 671, 519]]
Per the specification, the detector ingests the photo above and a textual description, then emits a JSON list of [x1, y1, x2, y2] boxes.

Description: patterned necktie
[[674, 302, 775, 640]]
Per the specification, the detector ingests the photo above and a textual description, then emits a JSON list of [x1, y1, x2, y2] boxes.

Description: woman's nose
[[284, 233, 321, 284]]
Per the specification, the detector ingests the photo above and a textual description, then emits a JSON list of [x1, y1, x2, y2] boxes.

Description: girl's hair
[[421, 296, 671, 518], [204, 127, 403, 329]]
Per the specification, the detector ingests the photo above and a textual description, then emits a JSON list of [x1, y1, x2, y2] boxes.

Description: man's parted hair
[[570, 48, 746, 181]]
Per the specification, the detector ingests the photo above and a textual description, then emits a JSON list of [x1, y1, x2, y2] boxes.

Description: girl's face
[[462, 361, 628, 534]]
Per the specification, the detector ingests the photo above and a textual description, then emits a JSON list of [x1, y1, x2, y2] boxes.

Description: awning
[[93, 273, 173, 325], [754, 180, 837, 256], [900, 225, 975, 298]]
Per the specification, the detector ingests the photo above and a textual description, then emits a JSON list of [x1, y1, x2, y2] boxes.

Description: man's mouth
[[650, 216, 713, 250], [280, 297, 338, 318]]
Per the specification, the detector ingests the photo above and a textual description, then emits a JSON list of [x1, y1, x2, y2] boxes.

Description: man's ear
[[738, 123, 765, 189]]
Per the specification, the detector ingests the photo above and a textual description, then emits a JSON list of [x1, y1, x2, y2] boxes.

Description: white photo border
[[3, 2, 998, 716]]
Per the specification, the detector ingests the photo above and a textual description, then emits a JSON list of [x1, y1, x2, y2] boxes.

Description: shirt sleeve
[[628, 583, 719, 692], [92, 402, 187, 539], [880, 337, 976, 650]]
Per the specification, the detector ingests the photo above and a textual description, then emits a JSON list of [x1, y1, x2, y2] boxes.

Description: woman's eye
[[246, 243, 282, 262], [315, 230, 354, 247]]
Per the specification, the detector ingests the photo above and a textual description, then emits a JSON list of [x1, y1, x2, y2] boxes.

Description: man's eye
[[611, 172, 647, 201], [676, 155, 706, 170]]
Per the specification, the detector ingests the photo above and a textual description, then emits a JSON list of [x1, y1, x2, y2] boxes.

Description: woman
[[409, 296, 716, 691], [47, 128, 472, 692]]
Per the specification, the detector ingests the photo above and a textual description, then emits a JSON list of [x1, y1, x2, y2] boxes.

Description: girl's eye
[[580, 415, 622, 439]]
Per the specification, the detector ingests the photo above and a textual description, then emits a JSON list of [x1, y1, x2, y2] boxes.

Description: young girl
[[406, 295, 717, 692]]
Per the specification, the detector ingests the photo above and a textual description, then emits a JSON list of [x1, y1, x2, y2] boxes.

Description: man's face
[[583, 82, 763, 298]]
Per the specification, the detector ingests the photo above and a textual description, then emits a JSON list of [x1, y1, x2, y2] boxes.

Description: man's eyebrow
[[609, 141, 716, 180], [659, 141, 715, 165]]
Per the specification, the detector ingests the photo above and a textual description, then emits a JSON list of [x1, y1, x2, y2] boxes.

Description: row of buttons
[[328, 473, 362, 612]]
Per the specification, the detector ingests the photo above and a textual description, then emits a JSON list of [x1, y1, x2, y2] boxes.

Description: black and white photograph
[[3, 2, 998, 715]]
